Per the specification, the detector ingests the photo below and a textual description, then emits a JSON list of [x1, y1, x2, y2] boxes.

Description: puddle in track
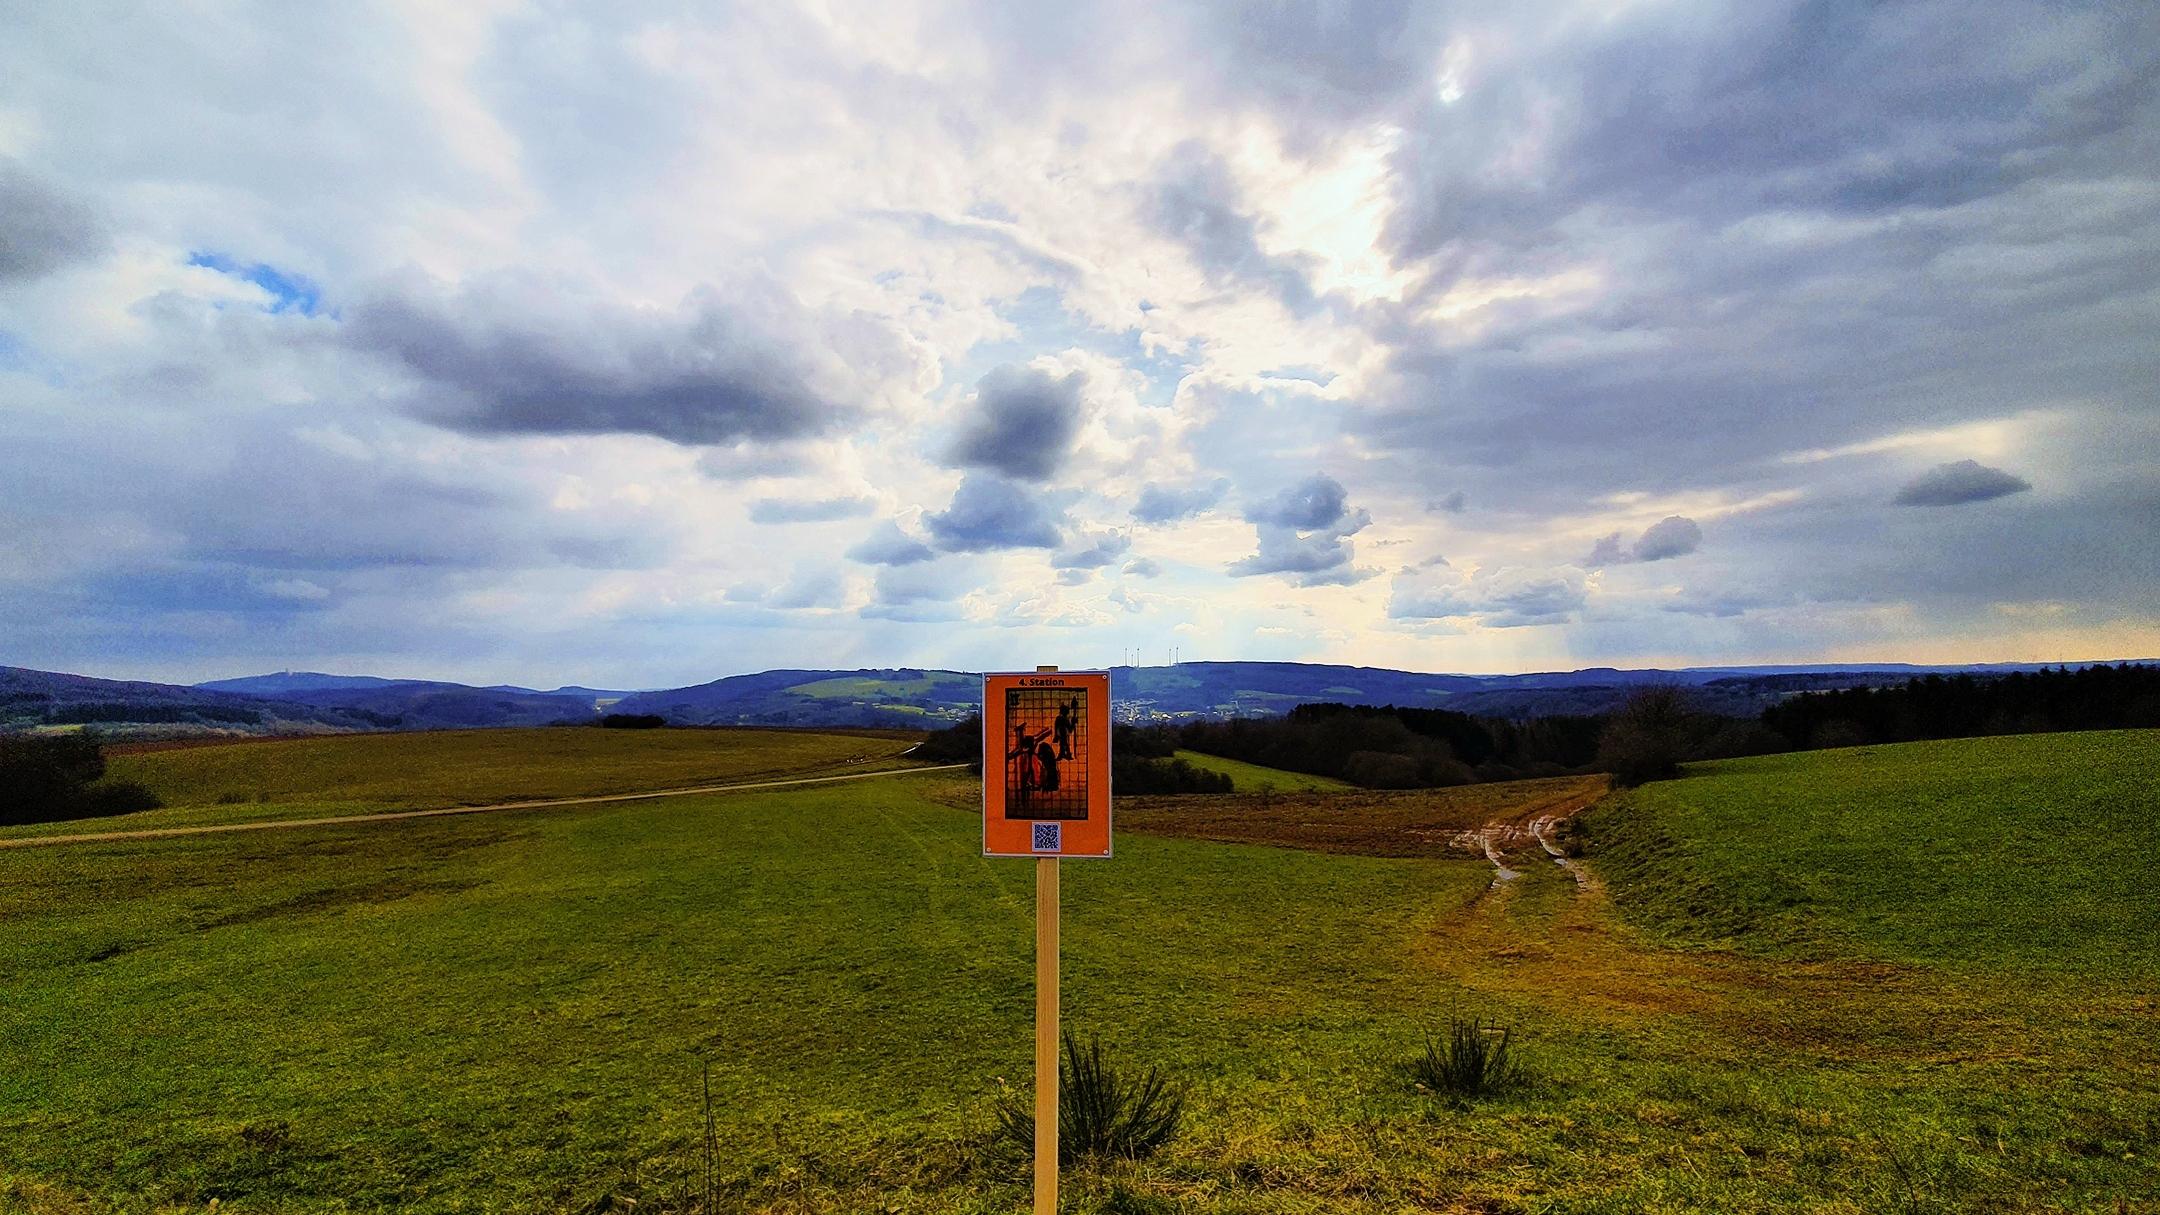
[[1528, 814, 1598, 892]]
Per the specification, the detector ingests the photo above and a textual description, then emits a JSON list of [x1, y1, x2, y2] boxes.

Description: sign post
[[983, 664, 1111, 1215], [1035, 838, 1057, 1214]]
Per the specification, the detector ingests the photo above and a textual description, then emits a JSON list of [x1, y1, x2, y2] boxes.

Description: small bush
[[997, 1031, 1185, 1164], [1411, 1014, 1525, 1099], [1597, 686, 1692, 786], [1, 733, 160, 825], [71, 780, 163, 819], [907, 714, 980, 763]]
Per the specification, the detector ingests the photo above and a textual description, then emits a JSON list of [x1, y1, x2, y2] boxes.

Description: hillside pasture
[[1582, 728, 2160, 975]]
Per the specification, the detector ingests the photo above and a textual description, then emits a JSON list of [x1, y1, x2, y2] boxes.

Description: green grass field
[[1581, 729, 2160, 975], [1169, 750, 1356, 793], [787, 675, 944, 699], [1, 730, 2153, 1213]]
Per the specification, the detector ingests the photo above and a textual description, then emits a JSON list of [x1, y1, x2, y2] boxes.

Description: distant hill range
[[1, 668, 629, 736], [5, 658, 2148, 738]]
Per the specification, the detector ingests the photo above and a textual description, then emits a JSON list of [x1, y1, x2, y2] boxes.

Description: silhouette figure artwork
[[1002, 685, 1089, 819], [1055, 698, 1076, 760]]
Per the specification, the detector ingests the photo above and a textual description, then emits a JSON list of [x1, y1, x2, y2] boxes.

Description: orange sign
[[982, 670, 1112, 858]]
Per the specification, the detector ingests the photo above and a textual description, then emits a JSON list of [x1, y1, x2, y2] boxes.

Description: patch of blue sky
[[84, 563, 333, 620], [0, 329, 68, 387], [186, 251, 324, 316], [946, 285, 1193, 409]]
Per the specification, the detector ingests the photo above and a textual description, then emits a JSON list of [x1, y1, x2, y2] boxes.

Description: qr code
[[1032, 822, 1061, 852]]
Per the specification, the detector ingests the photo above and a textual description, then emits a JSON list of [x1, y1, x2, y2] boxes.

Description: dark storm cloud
[[1346, 0, 2160, 521], [1244, 474, 1358, 531], [1175, 0, 1446, 137], [1149, 143, 1321, 316], [747, 495, 875, 524], [348, 271, 878, 446], [846, 521, 937, 566], [1632, 516, 1704, 561], [1230, 526, 1361, 579], [1587, 516, 1704, 566], [0, 159, 107, 281], [1051, 530, 1130, 570], [924, 474, 1065, 551], [1383, 2, 2160, 261], [1230, 474, 1373, 585], [943, 364, 1087, 481], [1132, 478, 1227, 523], [1895, 460, 2033, 507]]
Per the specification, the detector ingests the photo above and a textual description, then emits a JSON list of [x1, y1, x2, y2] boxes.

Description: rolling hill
[[6, 658, 2146, 736]]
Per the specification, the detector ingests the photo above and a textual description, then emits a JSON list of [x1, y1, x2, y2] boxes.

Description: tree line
[[910, 663, 2156, 795], [1760, 663, 2160, 749]]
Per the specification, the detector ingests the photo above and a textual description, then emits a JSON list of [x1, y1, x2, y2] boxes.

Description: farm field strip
[[0, 761, 971, 849], [0, 726, 934, 841]]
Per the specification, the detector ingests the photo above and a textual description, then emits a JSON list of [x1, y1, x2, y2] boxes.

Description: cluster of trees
[[1762, 664, 2160, 749], [1, 733, 162, 826], [597, 713, 667, 729], [1161, 705, 1618, 790]]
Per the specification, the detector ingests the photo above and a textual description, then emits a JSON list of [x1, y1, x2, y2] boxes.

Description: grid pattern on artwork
[[1001, 686, 1089, 820]]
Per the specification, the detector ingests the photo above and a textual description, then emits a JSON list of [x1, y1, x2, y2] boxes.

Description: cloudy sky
[[3, 1, 2157, 687]]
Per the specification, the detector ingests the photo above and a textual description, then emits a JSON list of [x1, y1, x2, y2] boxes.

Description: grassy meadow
[[1, 728, 2154, 1213]]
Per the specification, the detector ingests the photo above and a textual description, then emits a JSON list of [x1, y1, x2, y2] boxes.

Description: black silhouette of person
[[1035, 734, 1060, 792], [1054, 699, 1076, 760]]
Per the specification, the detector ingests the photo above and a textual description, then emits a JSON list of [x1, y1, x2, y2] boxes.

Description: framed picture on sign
[[982, 670, 1111, 858]]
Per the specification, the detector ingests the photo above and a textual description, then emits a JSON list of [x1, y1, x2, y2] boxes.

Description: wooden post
[[1034, 852, 1059, 1213], [1033, 664, 1059, 1215]]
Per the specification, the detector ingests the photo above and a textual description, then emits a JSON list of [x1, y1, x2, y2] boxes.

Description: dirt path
[[0, 763, 972, 850], [1449, 783, 1604, 891]]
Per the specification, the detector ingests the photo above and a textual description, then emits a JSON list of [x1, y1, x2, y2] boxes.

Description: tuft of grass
[[1410, 1013, 1524, 1099], [997, 1031, 1186, 1165]]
